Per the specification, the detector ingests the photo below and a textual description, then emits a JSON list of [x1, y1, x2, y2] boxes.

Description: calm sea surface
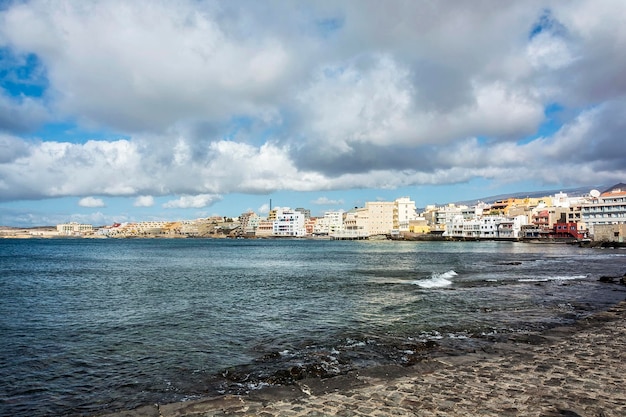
[[1, 238, 625, 416]]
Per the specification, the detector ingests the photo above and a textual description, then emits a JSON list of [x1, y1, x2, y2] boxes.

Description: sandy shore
[[99, 300, 626, 417]]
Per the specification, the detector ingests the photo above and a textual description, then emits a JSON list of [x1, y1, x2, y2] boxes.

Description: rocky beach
[[98, 298, 626, 417]]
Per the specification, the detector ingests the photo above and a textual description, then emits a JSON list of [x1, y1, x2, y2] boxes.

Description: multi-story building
[[304, 218, 318, 235], [365, 201, 395, 236], [273, 208, 306, 237], [314, 210, 345, 235], [444, 215, 527, 240], [294, 208, 311, 220], [582, 183, 626, 237], [423, 204, 466, 232], [394, 197, 418, 232], [255, 219, 275, 237], [239, 211, 259, 236], [56, 222, 94, 236], [531, 206, 569, 232], [333, 209, 369, 239]]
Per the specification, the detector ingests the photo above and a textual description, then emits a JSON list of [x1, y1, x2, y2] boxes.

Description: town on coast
[[2, 183, 625, 246]]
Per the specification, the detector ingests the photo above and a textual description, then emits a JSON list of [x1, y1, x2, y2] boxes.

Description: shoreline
[[97, 298, 626, 417]]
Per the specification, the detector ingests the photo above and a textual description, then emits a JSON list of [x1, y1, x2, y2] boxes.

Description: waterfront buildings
[[41, 183, 624, 243], [582, 183, 626, 239], [314, 211, 345, 235], [273, 207, 306, 237], [57, 222, 94, 236]]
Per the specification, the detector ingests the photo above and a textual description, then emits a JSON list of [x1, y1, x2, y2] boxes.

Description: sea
[[1, 238, 625, 417]]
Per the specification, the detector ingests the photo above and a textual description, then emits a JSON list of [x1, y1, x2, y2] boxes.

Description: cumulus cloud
[[0, 93, 49, 134], [0, 0, 625, 211], [257, 203, 270, 214], [0, 133, 31, 163], [133, 195, 154, 207], [78, 196, 105, 208], [312, 197, 344, 206], [163, 194, 222, 209], [0, 0, 291, 132]]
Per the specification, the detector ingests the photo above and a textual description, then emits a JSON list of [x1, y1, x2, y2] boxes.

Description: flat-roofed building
[[366, 201, 395, 236], [582, 183, 626, 237], [57, 222, 93, 236], [273, 208, 306, 237]]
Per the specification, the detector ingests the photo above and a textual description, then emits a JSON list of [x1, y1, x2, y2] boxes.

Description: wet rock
[[599, 272, 626, 284]]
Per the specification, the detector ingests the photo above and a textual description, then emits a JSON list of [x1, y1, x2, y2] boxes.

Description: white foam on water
[[413, 270, 457, 288], [518, 274, 587, 283]]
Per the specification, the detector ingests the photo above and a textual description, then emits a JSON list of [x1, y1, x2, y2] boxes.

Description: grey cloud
[[0, 133, 31, 163], [291, 142, 437, 177], [0, 0, 625, 204], [0, 93, 48, 134]]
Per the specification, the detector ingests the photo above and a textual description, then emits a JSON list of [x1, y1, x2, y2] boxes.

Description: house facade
[[582, 183, 626, 237]]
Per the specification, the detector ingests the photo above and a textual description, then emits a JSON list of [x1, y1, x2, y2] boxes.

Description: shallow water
[[1, 239, 625, 416]]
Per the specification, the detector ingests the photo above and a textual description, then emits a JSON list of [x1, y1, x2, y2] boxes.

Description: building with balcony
[[444, 215, 527, 240], [273, 208, 306, 237], [582, 183, 626, 237], [57, 222, 94, 236], [314, 211, 345, 235], [394, 197, 418, 232]]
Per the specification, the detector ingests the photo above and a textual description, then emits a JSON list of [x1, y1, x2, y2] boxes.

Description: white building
[[57, 222, 93, 236], [333, 209, 369, 239], [582, 184, 626, 237], [423, 204, 467, 232], [444, 215, 528, 239], [273, 208, 306, 237], [394, 197, 418, 232], [314, 210, 345, 235]]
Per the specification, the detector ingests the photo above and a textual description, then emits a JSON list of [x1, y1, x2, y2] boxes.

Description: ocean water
[[1, 238, 625, 416]]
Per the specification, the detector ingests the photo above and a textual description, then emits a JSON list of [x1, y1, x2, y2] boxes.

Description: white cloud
[[0, 133, 30, 163], [311, 197, 344, 206], [0, 0, 291, 132], [163, 194, 222, 209], [0, 93, 49, 133], [527, 32, 576, 70], [0, 0, 625, 212], [133, 195, 154, 207], [297, 55, 414, 150], [257, 203, 270, 214], [78, 196, 105, 208]]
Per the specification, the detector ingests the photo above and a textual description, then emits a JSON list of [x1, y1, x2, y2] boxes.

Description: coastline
[[97, 298, 626, 417]]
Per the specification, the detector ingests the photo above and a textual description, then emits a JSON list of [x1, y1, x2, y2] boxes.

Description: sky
[[0, 0, 625, 227]]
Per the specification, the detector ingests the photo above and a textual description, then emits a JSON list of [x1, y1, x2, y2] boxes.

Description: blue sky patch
[[0, 48, 47, 98], [30, 122, 130, 144]]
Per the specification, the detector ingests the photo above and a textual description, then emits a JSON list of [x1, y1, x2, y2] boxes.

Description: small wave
[[413, 270, 456, 288], [518, 274, 587, 283]]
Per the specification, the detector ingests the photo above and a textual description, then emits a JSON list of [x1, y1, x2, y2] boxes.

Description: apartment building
[[314, 210, 345, 235], [582, 183, 626, 237], [394, 197, 418, 232], [423, 204, 466, 232], [239, 211, 260, 236], [57, 222, 94, 236], [365, 201, 395, 236], [273, 208, 306, 237], [334, 209, 369, 239], [444, 215, 528, 239]]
